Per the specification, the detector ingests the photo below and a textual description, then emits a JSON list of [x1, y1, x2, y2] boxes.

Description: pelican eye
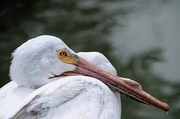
[[57, 48, 77, 64], [60, 51, 67, 57], [57, 49, 69, 58]]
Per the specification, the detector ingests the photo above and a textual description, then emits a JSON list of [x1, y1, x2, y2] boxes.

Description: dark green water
[[0, 0, 179, 119]]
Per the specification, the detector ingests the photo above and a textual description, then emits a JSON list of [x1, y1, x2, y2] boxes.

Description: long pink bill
[[71, 56, 170, 112]]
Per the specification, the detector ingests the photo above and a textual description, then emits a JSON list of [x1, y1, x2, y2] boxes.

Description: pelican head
[[10, 35, 170, 112], [10, 35, 76, 88]]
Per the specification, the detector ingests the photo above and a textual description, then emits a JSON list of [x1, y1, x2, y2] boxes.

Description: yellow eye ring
[[57, 49, 69, 58], [57, 48, 77, 64]]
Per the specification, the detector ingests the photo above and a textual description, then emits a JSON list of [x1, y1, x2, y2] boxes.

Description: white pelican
[[0, 35, 170, 119]]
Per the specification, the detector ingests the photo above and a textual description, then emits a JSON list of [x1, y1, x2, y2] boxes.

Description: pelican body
[[0, 35, 169, 119]]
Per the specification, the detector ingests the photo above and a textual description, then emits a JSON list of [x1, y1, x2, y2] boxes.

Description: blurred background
[[0, 0, 179, 119]]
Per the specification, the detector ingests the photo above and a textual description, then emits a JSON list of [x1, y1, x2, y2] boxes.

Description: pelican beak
[[57, 49, 170, 112], [74, 56, 170, 112]]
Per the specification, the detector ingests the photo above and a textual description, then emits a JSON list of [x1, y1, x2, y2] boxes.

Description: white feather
[[5, 76, 120, 119], [0, 35, 121, 119]]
